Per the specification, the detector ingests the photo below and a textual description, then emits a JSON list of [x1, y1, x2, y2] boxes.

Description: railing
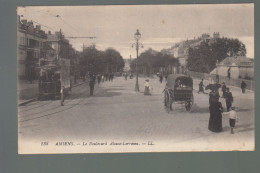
[[187, 70, 254, 91]]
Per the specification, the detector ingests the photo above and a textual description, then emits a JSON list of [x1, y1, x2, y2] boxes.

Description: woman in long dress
[[144, 79, 152, 95], [208, 90, 223, 132]]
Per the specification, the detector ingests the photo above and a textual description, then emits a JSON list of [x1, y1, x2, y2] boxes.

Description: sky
[[17, 4, 254, 58]]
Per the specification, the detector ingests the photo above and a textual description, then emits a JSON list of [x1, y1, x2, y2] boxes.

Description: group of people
[[103, 73, 114, 82], [158, 73, 168, 83], [204, 80, 238, 134], [123, 73, 133, 80], [89, 72, 115, 96]]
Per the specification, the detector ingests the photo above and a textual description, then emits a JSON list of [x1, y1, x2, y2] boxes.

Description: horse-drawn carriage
[[164, 74, 194, 112]]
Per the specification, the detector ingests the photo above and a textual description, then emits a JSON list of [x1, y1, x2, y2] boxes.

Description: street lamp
[[216, 60, 219, 83], [132, 29, 143, 92]]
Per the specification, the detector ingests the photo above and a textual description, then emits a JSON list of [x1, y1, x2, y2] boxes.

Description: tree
[[130, 48, 179, 76], [104, 48, 124, 73], [79, 45, 124, 75], [187, 37, 247, 73]]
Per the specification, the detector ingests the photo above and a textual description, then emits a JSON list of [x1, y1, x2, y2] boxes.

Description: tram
[[38, 58, 71, 100]]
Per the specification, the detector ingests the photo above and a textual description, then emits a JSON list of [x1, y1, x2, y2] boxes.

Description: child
[[229, 107, 238, 134]]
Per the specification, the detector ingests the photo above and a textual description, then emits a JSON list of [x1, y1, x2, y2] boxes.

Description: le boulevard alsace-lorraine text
[[53, 141, 155, 146]]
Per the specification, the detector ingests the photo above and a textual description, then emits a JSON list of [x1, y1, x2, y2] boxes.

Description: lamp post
[[216, 60, 219, 83], [132, 29, 143, 92]]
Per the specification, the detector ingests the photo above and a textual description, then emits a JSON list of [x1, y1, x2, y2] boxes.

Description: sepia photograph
[[17, 4, 254, 154]]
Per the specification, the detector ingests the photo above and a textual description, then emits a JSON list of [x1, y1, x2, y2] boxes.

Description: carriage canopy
[[166, 74, 193, 90]]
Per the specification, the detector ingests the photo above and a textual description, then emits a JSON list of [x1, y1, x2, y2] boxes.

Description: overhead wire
[[20, 9, 97, 51]]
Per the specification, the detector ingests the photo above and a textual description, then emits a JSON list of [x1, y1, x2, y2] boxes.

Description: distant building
[[161, 32, 221, 73], [213, 32, 220, 39], [123, 59, 131, 72], [211, 56, 254, 79], [46, 30, 70, 60], [43, 44, 57, 63]]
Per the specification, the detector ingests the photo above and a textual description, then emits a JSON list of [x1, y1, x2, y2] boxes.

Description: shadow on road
[[190, 104, 209, 114], [237, 108, 253, 113], [236, 127, 254, 133], [222, 123, 254, 133], [94, 88, 123, 97]]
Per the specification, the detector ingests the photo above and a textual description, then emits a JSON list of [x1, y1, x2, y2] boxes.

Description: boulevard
[[18, 76, 254, 153]]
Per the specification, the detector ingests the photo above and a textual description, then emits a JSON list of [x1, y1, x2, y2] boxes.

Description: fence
[[187, 70, 254, 91]]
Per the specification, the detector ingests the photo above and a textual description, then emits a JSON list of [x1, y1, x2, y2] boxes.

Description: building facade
[[46, 30, 70, 60], [162, 32, 221, 74], [18, 16, 47, 80], [212, 56, 254, 79]]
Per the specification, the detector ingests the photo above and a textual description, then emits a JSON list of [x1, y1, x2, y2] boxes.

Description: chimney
[[28, 21, 33, 25], [21, 19, 27, 25], [36, 25, 41, 30]]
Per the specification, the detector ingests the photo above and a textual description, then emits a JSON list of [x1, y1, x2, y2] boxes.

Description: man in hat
[[198, 79, 205, 94], [89, 74, 96, 96], [241, 81, 247, 93], [159, 74, 163, 83], [225, 88, 233, 112], [222, 82, 227, 98]]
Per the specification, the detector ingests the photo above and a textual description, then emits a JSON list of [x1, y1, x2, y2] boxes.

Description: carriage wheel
[[164, 90, 172, 113], [185, 94, 194, 112]]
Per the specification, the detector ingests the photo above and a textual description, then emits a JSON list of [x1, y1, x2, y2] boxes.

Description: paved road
[[18, 76, 254, 153]]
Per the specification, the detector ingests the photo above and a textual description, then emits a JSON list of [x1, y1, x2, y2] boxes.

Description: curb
[[72, 81, 87, 88], [18, 98, 37, 106]]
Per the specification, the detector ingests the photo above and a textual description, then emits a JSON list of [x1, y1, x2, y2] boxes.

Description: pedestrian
[[108, 73, 111, 81], [227, 69, 231, 81], [221, 82, 227, 98], [105, 73, 108, 81], [225, 88, 233, 112], [216, 74, 219, 84], [241, 81, 247, 93], [102, 74, 104, 82], [208, 89, 223, 132], [97, 73, 102, 86], [89, 74, 96, 96], [110, 73, 113, 82], [60, 86, 65, 106], [228, 106, 238, 134], [165, 75, 168, 81], [125, 73, 128, 80], [159, 75, 163, 83], [198, 79, 205, 94], [144, 79, 152, 95], [209, 88, 220, 105]]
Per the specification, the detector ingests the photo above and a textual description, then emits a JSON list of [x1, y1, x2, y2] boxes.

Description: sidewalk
[[18, 78, 87, 106], [136, 75, 254, 98], [18, 80, 38, 106]]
